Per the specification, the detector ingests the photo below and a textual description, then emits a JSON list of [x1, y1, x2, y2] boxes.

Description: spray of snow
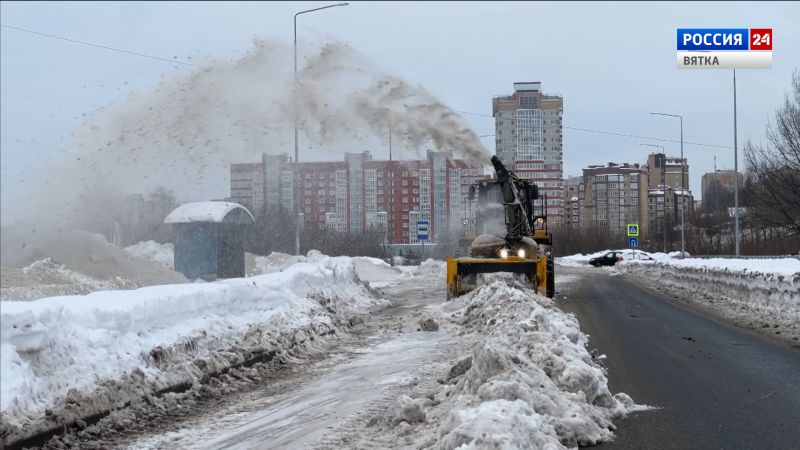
[[12, 39, 489, 236]]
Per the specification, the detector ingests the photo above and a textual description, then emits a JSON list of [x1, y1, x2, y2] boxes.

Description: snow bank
[[250, 251, 308, 275], [433, 281, 641, 447], [626, 257, 800, 278], [0, 254, 386, 444], [124, 241, 175, 270], [1, 259, 140, 301], [372, 275, 645, 448], [620, 258, 800, 338], [0, 230, 186, 289], [557, 249, 677, 266]]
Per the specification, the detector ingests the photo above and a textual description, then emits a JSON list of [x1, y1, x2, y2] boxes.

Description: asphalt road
[[558, 266, 800, 450]]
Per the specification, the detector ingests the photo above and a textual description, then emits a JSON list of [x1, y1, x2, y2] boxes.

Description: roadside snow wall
[[0, 253, 386, 446], [620, 258, 800, 332]]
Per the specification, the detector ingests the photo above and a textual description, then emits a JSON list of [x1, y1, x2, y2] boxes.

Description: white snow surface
[[164, 201, 254, 224], [124, 241, 175, 270], [619, 257, 800, 340], [0, 253, 387, 437], [431, 279, 644, 448], [623, 256, 800, 277], [557, 249, 664, 267], [250, 251, 309, 275]]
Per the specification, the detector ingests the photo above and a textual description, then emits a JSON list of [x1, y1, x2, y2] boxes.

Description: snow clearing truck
[[446, 155, 554, 299]]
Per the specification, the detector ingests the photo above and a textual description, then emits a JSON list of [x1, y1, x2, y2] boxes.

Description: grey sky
[[2, 1, 799, 222]]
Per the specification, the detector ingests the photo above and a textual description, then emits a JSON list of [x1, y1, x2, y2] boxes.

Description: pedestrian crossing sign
[[627, 224, 639, 237]]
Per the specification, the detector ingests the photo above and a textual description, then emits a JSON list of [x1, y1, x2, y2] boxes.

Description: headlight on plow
[[517, 248, 526, 258], [499, 248, 509, 258]]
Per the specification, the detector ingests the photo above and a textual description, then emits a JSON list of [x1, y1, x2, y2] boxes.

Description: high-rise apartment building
[[646, 153, 689, 190], [230, 152, 483, 244], [493, 82, 564, 222], [701, 170, 743, 211]]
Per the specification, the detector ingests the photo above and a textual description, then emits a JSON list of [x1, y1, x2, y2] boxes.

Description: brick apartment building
[[230, 151, 484, 244]]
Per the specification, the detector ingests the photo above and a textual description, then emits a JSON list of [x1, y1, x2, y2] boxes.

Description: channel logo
[[676, 28, 772, 69]]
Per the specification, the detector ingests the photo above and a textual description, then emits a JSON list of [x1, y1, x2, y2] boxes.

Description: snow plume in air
[[17, 38, 488, 234], [293, 42, 490, 163]]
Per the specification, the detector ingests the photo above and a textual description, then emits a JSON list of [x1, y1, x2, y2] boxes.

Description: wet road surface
[[559, 266, 800, 450]]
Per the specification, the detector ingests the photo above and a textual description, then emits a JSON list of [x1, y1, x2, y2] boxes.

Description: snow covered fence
[[620, 258, 800, 326], [0, 253, 387, 446]]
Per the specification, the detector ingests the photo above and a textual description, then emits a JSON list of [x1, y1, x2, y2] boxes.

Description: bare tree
[[744, 70, 800, 235]]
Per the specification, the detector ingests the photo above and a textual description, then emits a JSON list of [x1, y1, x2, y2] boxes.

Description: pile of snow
[[623, 257, 800, 277], [1, 230, 186, 287], [0, 253, 388, 445], [1, 259, 140, 301], [124, 241, 174, 270], [398, 258, 446, 281], [620, 257, 800, 341], [250, 251, 309, 275], [372, 275, 645, 448]]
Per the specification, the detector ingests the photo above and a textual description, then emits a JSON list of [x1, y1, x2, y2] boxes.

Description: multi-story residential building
[[563, 176, 582, 228], [576, 163, 649, 235], [646, 186, 694, 234], [493, 82, 564, 222], [701, 170, 743, 212], [646, 153, 689, 191], [230, 151, 483, 244]]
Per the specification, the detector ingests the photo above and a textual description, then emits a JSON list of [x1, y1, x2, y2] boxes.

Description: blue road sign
[[627, 224, 639, 236], [417, 220, 429, 241], [628, 237, 639, 248]]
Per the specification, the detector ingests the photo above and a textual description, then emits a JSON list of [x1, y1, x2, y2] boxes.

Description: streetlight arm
[[295, 3, 349, 21]]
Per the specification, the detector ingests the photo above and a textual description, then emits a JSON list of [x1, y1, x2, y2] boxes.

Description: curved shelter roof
[[165, 201, 255, 225]]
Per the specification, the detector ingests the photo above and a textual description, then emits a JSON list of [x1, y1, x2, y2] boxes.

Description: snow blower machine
[[446, 155, 554, 299]]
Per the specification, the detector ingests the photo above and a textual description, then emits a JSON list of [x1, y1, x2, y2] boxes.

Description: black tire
[[546, 254, 555, 298]]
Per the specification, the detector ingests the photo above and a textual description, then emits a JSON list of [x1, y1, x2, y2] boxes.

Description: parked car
[[589, 251, 624, 267]]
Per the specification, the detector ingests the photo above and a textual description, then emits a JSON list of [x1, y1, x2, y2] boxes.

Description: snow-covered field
[[0, 252, 387, 445]]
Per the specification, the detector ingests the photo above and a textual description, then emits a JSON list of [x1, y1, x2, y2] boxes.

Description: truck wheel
[[546, 255, 555, 298]]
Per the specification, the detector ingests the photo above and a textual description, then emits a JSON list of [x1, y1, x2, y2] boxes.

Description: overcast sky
[[2, 1, 799, 220]]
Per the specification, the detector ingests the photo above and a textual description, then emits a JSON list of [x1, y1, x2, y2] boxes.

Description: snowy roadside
[[619, 258, 800, 344], [2, 235, 185, 302], [0, 252, 388, 446], [344, 271, 645, 449], [123, 241, 174, 270]]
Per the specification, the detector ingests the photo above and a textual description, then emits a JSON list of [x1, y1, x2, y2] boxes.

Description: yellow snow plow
[[447, 156, 554, 299], [446, 254, 549, 299]]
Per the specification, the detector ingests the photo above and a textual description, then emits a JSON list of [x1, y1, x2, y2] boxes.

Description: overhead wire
[[456, 110, 733, 149], [1, 24, 196, 67]]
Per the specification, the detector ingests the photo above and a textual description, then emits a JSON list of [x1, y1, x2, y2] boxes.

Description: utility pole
[[733, 69, 740, 256], [640, 143, 666, 252], [650, 112, 686, 257], [293, 2, 348, 256], [293, 2, 349, 164]]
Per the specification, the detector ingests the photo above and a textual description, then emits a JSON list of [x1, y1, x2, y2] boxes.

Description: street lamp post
[[650, 112, 685, 257], [292, 2, 348, 256], [640, 143, 667, 253], [294, 2, 349, 165]]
